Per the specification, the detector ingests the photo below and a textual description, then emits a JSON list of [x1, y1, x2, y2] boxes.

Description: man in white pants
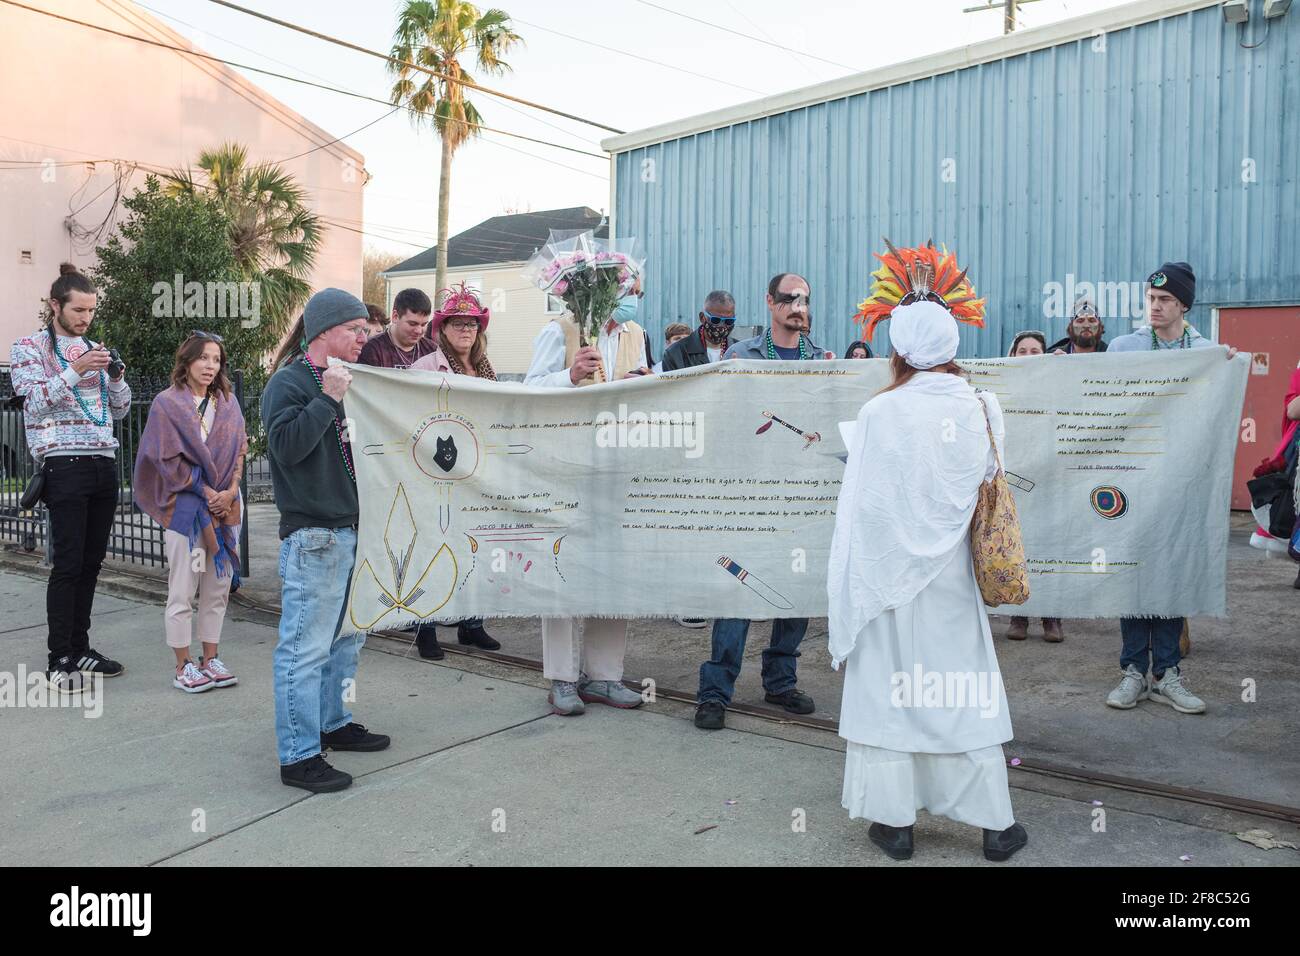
[[523, 306, 648, 715]]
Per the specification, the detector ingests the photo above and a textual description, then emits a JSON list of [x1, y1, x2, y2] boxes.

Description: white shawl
[[826, 372, 1004, 667]]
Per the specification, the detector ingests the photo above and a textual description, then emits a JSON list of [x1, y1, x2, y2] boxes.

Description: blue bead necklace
[[51, 335, 108, 426]]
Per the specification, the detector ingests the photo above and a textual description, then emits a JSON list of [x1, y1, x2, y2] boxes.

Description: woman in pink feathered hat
[[411, 283, 497, 380]]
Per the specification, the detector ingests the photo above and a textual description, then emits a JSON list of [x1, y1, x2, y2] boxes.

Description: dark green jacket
[[260, 360, 358, 538]]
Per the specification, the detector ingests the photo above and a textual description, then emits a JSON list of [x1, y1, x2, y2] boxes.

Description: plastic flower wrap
[[523, 229, 645, 344]]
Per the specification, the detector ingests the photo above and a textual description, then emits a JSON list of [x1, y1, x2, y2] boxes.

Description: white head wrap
[[887, 300, 960, 369]]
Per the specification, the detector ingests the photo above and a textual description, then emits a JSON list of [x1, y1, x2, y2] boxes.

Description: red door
[[1218, 306, 1300, 510]]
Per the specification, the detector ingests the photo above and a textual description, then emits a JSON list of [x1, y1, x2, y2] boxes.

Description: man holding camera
[[9, 264, 131, 694]]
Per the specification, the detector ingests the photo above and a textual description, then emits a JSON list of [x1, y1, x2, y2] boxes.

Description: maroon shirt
[[356, 331, 437, 370]]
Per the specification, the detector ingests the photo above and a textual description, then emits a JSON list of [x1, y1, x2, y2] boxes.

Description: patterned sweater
[[8, 329, 132, 459]]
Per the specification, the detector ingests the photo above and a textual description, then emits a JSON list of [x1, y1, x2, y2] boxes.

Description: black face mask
[[701, 321, 733, 346]]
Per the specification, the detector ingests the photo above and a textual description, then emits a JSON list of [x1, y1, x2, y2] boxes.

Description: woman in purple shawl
[[134, 333, 247, 693]]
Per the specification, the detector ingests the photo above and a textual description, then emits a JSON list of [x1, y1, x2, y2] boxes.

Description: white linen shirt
[[524, 319, 646, 387]]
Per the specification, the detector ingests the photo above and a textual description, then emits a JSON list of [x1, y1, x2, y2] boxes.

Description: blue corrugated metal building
[[603, 0, 1299, 358]]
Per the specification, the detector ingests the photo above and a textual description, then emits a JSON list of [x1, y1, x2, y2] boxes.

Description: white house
[[382, 207, 608, 378]]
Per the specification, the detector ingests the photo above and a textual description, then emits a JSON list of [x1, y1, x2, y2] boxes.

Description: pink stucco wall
[[0, 0, 365, 359]]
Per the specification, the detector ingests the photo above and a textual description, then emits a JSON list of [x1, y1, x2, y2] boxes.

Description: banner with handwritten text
[[342, 351, 1247, 630]]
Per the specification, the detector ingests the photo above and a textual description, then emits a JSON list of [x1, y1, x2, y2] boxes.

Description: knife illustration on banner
[[716, 556, 795, 610]]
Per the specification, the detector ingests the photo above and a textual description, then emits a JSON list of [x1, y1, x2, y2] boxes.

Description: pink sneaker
[[200, 656, 238, 688], [174, 659, 214, 693]]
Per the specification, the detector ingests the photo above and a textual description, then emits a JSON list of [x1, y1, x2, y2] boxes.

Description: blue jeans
[[1119, 616, 1183, 679], [698, 618, 808, 706], [274, 527, 365, 765]]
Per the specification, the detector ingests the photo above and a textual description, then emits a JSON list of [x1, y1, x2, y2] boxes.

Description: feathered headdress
[[853, 238, 986, 340]]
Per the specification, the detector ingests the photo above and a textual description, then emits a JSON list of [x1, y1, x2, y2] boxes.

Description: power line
[[512, 17, 768, 95], [140, 0, 602, 151], [631, 0, 859, 72], [0, 0, 608, 162], [205, 0, 625, 134], [271, 107, 402, 164]]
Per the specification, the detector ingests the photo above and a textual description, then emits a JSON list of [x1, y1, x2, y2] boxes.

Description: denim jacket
[[723, 331, 828, 360]]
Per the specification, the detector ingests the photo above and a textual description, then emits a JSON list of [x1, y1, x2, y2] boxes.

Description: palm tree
[[166, 143, 322, 340], [389, 2, 521, 303]]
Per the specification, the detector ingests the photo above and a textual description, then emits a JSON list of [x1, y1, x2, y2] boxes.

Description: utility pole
[[961, 0, 1043, 34]]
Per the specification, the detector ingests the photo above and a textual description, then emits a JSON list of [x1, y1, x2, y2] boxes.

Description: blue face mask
[[611, 294, 639, 325]]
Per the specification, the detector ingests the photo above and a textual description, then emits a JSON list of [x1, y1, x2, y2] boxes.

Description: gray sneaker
[[1148, 666, 1206, 714], [1105, 664, 1148, 709], [548, 680, 585, 716], [579, 678, 644, 709]]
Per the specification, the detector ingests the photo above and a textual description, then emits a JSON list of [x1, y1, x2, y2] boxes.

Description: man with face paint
[[694, 273, 830, 731], [1049, 297, 1107, 354], [661, 291, 738, 371]]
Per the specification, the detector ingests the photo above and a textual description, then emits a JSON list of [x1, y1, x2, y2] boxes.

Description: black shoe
[[1293, 566, 1300, 590], [764, 687, 815, 715], [321, 722, 391, 752], [280, 754, 352, 793], [415, 625, 444, 660], [983, 822, 1029, 862], [694, 700, 726, 730], [457, 623, 501, 651], [45, 656, 86, 696], [868, 822, 914, 861], [76, 648, 124, 677]]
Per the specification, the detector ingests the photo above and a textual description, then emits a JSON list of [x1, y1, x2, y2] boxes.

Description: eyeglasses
[[702, 310, 735, 326], [445, 320, 480, 331], [190, 330, 224, 342]]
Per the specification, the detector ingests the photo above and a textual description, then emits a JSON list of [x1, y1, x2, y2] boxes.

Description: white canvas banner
[[343, 351, 1248, 631]]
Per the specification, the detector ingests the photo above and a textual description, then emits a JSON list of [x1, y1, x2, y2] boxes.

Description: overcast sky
[[145, 0, 1133, 258]]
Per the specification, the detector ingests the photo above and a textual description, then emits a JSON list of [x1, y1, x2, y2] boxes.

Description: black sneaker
[[280, 754, 352, 793], [46, 656, 85, 696], [983, 822, 1029, 862], [76, 648, 124, 677], [869, 822, 914, 861], [415, 625, 444, 660], [694, 700, 726, 730], [321, 722, 391, 752], [764, 687, 815, 715], [457, 623, 501, 651]]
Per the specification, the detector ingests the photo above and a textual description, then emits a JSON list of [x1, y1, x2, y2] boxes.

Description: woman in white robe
[[828, 300, 1028, 863]]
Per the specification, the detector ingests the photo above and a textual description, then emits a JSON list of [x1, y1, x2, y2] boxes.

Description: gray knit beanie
[[303, 288, 368, 342]]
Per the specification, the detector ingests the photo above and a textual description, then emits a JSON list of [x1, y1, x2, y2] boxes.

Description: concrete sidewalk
[[0, 565, 1295, 867]]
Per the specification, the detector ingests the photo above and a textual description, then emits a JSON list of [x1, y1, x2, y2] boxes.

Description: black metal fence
[[1, 368, 257, 574]]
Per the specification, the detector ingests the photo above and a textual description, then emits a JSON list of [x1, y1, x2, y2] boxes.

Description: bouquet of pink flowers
[[523, 229, 645, 344]]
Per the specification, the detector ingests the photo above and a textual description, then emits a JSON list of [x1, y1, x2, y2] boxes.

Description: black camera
[[105, 347, 125, 380]]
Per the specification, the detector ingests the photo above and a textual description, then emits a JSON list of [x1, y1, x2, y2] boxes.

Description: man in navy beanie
[[261, 289, 391, 792]]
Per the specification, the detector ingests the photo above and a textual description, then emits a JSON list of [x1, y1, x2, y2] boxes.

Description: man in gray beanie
[[261, 288, 390, 792]]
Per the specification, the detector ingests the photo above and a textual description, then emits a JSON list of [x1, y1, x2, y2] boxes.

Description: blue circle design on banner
[[1091, 485, 1128, 519]]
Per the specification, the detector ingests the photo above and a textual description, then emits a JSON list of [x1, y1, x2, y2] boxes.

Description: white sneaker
[[1105, 664, 1148, 709], [675, 617, 709, 628], [1148, 666, 1206, 714], [174, 659, 214, 694]]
